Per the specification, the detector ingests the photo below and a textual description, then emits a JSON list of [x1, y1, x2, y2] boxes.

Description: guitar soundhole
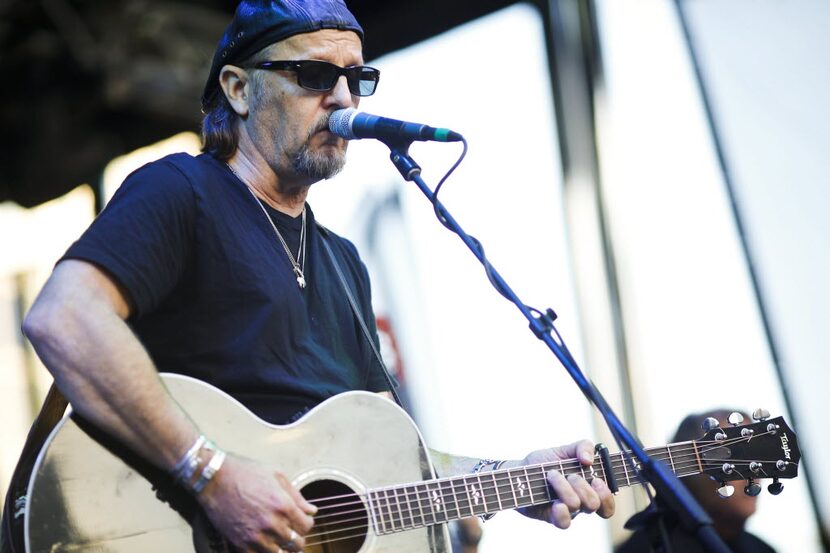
[[302, 479, 368, 553]]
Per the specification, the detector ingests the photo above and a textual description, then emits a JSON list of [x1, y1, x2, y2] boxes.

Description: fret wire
[[620, 452, 631, 487], [518, 469, 535, 507], [490, 471, 504, 511], [392, 488, 406, 529], [665, 445, 675, 473], [375, 491, 388, 534], [367, 491, 381, 535], [402, 485, 415, 529], [441, 480, 454, 522], [461, 474, 476, 517], [476, 473, 490, 513], [498, 471, 517, 509], [506, 467, 520, 508], [449, 477, 462, 521], [383, 489, 395, 532], [427, 483, 446, 523], [415, 483, 427, 527], [692, 440, 704, 473], [420, 482, 435, 525], [522, 466, 536, 503], [432, 481, 448, 523]]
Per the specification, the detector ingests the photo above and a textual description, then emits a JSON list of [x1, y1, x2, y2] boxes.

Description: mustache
[[311, 113, 333, 136], [305, 112, 346, 144]]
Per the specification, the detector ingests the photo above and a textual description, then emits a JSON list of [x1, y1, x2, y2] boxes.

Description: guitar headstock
[[694, 413, 799, 497]]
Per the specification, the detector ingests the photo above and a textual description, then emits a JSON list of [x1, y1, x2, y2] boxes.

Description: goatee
[[291, 142, 346, 181]]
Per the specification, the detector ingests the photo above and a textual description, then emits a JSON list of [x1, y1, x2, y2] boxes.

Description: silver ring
[[282, 529, 298, 550], [570, 510, 581, 519]]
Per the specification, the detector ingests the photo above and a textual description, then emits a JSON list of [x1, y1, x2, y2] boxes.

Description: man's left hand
[[517, 439, 615, 529]]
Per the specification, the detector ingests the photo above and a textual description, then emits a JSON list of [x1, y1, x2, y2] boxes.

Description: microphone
[[328, 108, 463, 144]]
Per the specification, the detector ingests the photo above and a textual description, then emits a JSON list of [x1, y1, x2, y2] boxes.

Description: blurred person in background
[[616, 409, 776, 553]]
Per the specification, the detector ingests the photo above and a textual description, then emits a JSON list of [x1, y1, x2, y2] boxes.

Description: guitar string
[[311, 470, 782, 534], [306, 455, 769, 537], [305, 457, 783, 548], [309, 448, 779, 527], [306, 432, 773, 509], [301, 431, 787, 545], [309, 432, 770, 514], [306, 466, 783, 547], [308, 456, 781, 538]]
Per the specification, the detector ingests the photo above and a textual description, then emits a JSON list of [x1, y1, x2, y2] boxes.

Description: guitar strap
[[318, 224, 404, 409], [1, 383, 68, 553]]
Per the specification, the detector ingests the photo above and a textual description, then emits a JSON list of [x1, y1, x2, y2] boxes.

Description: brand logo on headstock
[[780, 433, 792, 460]]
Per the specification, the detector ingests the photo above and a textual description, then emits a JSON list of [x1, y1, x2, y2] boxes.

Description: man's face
[[245, 29, 364, 186]]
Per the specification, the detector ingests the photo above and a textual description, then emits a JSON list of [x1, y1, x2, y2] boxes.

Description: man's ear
[[219, 65, 251, 117]]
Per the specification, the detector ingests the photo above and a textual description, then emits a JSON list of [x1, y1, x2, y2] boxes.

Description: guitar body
[[25, 374, 450, 553]]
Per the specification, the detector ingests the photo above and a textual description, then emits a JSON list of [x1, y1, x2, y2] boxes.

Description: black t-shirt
[[62, 152, 389, 424]]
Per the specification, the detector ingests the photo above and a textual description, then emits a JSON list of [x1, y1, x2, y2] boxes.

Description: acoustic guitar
[[24, 373, 800, 552]]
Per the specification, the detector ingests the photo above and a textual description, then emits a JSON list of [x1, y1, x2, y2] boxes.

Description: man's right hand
[[197, 454, 317, 552]]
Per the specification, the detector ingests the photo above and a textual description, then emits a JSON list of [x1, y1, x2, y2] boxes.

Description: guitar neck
[[367, 442, 699, 534]]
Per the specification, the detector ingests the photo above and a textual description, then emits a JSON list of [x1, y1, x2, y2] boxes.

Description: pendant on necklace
[[294, 268, 307, 289]]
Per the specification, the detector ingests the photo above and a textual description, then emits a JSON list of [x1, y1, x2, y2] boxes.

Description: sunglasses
[[249, 60, 380, 97]]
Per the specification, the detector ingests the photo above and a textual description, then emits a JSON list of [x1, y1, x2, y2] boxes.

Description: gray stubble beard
[[291, 141, 347, 181]]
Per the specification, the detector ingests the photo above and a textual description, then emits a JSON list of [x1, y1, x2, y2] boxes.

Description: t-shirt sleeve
[[61, 158, 196, 318]]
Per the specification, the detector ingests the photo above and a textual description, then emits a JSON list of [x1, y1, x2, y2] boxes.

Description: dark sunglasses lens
[[297, 61, 338, 91], [353, 67, 380, 96]]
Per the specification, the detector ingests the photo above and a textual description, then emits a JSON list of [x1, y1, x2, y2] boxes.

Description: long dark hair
[[200, 47, 271, 160], [200, 92, 239, 161]]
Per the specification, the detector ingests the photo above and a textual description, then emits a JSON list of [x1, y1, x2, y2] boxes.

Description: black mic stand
[[385, 140, 733, 553]]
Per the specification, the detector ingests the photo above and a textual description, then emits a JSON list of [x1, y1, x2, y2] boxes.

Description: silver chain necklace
[[226, 163, 308, 289]]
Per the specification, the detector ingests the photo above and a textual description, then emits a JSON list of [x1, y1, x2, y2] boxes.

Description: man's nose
[[326, 75, 356, 108]]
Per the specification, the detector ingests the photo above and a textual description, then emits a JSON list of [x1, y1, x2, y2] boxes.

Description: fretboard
[[367, 441, 702, 535]]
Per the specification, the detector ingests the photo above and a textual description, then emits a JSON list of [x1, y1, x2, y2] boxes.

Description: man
[[616, 409, 776, 553], [20, 1, 614, 551]]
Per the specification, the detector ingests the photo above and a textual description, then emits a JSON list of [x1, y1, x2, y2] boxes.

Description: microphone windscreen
[[329, 108, 358, 140]]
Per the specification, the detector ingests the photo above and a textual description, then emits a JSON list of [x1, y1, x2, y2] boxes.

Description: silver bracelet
[[192, 448, 227, 494], [171, 434, 207, 484]]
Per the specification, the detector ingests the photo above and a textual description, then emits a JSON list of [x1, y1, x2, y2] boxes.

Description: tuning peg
[[768, 478, 784, 495], [716, 483, 735, 499], [744, 479, 762, 496], [702, 417, 721, 432], [752, 408, 771, 421], [728, 412, 745, 426]]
